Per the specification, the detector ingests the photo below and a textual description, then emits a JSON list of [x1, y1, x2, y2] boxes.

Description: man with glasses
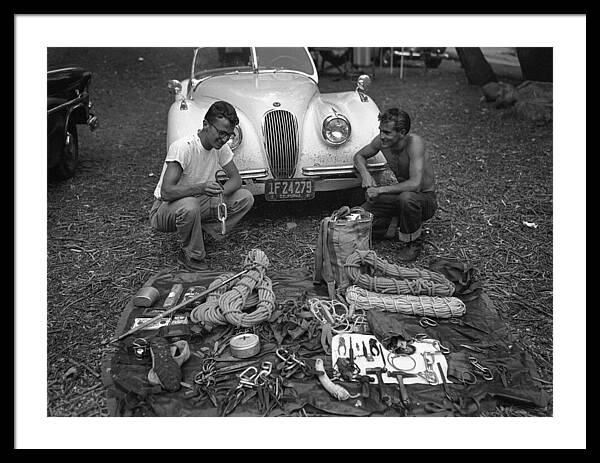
[[149, 101, 254, 270]]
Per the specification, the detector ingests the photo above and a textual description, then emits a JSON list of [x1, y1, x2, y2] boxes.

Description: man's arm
[[220, 159, 243, 197], [373, 135, 425, 196], [160, 161, 222, 202], [353, 136, 381, 188]]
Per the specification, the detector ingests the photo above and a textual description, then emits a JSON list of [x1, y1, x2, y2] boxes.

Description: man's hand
[[361, 175, 378, 189], [366, 187, 380, 201], [203, 181, 224, 197]]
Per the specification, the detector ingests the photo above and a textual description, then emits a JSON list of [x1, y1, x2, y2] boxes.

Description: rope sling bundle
[[344, 250, 456, 297], [189, 249, 276, 328], [345, 285, 466, 318]]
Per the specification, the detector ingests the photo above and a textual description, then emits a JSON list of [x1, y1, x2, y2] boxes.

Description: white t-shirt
[[153, 133, 234, 200]]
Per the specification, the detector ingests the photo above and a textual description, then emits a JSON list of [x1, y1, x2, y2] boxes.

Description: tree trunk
[[516, 47, 553, 82], [455, 47, 498, 86]]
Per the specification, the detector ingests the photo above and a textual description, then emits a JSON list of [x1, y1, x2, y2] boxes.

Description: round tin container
[[133, 286, 160, 307], [229, 333, 260, 359]]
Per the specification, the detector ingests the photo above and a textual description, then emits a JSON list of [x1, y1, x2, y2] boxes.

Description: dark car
[[374, 47, 449, 69], [47, 66, 98, 181]]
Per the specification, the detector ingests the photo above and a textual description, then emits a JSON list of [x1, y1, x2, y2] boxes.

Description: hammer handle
[[396, 378, 409, 405]]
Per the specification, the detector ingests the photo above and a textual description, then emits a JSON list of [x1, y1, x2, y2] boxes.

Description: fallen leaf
[[62, 366, 78, 380], [522, 221, 538, 229]]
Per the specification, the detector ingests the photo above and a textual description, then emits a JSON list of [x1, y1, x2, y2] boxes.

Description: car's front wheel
[[424, 56, 442, 68], [50, 119, 79, 181]]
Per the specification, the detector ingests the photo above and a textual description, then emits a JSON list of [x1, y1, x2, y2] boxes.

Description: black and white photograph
[[16, 14, 586, 449]]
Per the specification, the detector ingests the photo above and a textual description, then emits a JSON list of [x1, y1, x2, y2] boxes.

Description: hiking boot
[[177, 250, 208, 271], [396, 240, 423, 262], [148, 337, 182, 392]]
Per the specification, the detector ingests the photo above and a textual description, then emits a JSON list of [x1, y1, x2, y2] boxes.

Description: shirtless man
[[353, 108, 437, 261]]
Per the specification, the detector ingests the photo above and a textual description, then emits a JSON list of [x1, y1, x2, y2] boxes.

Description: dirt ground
[[46, 48, 553, 417]]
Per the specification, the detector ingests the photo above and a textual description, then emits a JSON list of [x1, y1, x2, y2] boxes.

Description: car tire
[[424, 57, 442, 68], [50, 119, 79, 181]]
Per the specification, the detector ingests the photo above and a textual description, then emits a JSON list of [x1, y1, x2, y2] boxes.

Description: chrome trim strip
[[47, 95, 86, 116], [302, 162, 387, 176], [239, 169, 268, 179]]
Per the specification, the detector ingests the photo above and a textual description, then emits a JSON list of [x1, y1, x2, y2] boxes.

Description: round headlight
[[322, 115, 351, 145], [227, 125, 243, 150]]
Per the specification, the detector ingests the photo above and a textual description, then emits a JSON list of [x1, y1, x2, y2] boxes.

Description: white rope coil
[[218, 249, 276, 327], [189, 249, 276, 327], [345, 285, 466, 318]]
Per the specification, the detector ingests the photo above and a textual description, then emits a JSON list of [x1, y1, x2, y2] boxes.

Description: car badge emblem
[[273, 102, 281, 107]]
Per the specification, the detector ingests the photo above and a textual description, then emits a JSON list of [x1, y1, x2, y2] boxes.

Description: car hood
[[193, 72, 318, 121]]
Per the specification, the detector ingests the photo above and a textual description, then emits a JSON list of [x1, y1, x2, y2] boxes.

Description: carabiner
[[239, 366, 258, 382], [276, 348, 291, 362], [468, 356, 494, 381], [260, 361, 272, 375], [419, 317, 438, 328], [454, 371, 477, 385], [432, 340, 451, 355], [217, 202, 228, 221], [214, 169, 227, 185]]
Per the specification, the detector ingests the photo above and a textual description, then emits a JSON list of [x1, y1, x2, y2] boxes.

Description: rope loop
[[190, 249, 275, 328], [345, 285, 466, 318], [308, 297, 368, 334], [344, 250, 455, 297]]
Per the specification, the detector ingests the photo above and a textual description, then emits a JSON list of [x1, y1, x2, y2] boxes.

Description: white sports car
[[166, 47, 387, 201]]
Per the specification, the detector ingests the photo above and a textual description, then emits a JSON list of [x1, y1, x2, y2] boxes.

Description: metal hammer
[[356, 374, 374, 399], [387, 370, 418, 409], [366, 366, 391, 405]]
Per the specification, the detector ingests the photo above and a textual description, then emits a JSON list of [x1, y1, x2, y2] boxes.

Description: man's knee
[[397, 191, 420, 208], [230, 188, 254, 212], [175, 197, 202, 224]]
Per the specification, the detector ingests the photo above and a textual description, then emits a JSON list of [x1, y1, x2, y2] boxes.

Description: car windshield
[[192, 47, 314, 79]]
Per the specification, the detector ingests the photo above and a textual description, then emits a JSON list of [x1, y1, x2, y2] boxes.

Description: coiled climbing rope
[[189, 249, 276, 328], [345, 285, 466, 318], [344, 250, 455, 297]]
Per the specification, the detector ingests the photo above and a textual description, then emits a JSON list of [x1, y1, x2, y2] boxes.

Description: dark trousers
[[362, 191, 437, 240]]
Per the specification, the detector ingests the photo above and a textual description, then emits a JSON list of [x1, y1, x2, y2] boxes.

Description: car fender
[[166, 97, 269, 170], [298, 90, 385, 169], [47, 99, 75, 169]]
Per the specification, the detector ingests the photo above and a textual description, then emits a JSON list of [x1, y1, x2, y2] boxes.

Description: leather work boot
[[148, 337, 182, 392], [396, 239, 423, 262], [177, 250, 209, 271]]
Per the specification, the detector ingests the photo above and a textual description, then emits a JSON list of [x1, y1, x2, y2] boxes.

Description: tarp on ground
[[101, 267, 549, 417]]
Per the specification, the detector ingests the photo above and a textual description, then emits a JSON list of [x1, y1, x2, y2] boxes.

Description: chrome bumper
[[238, 162, 387, 180], [238, 162, 388, 195]]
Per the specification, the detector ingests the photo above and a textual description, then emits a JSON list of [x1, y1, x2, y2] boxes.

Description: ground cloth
[[101, 267, 549, 417]]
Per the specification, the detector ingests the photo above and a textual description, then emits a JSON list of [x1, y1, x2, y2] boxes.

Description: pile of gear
[[104, 210, 548, 417]]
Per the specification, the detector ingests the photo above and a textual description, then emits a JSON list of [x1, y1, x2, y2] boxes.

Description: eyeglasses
[[207, 121, 235, 140]]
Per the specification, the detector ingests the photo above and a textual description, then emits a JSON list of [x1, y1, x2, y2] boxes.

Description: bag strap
[[312, 218, 326, 283], [330, 206, 351, 221]]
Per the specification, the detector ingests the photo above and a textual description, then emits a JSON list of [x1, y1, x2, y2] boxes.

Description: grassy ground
[[46, 48, 553, 417]]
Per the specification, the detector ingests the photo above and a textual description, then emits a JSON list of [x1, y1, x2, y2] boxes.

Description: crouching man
[[149, 101, 254, 271], [353, 108, 437, 261]]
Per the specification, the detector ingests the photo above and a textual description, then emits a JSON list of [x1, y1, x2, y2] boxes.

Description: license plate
[[265, 178, 315, 201]]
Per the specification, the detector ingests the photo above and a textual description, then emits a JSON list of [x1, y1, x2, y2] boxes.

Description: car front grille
[[261, 110, 299, 179]]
